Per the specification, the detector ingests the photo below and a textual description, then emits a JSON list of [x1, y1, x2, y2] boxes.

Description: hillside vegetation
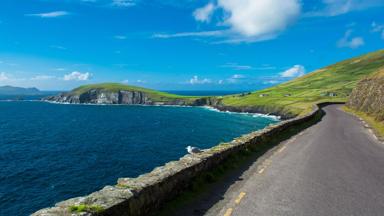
[[221, 50, 384, 116], [347, 67, 384, 139], [71, 83, 198, 102], [50, 50, 384, 118]]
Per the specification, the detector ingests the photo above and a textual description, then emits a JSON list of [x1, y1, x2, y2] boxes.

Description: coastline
[[42, 99, 282, 121], [32, 103, 323, 216], [202, 105, 281, 121]]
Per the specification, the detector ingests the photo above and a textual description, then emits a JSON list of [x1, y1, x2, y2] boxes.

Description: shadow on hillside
[[157, 109, 326, 216]]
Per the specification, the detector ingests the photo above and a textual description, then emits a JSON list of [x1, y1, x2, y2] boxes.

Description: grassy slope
[[344, 67, 384, 140], [369, 67, 384, 78], [221, 50, 384, 116], [343, 106, 384, 141], [71, 83, 198, 102]]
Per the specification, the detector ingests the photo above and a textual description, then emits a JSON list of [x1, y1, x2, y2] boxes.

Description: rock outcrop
[[44, 89, 189, 105], [43, 83, 301, 120], [43, 87, 229, 107], [43, 88, 296, 118], [347, 68, 384, 121]]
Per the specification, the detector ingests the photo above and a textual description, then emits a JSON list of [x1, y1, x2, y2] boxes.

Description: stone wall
[[347, 71, 384, 121], [32, 104, 327, 216]]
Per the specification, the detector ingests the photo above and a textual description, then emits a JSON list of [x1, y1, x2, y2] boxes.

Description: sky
[[0, 0, 383, 91]]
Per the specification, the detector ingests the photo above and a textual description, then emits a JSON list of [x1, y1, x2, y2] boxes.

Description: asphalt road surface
[[174, 105, 384, 216]]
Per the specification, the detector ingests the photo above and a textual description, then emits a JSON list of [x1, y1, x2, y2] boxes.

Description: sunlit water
[[0, 101, 278, 215]]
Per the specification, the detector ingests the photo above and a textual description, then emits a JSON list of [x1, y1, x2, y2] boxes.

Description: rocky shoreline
[[43, 89, 222, 106], [42, 89, 294, 119], [32, 103, 324, 216]]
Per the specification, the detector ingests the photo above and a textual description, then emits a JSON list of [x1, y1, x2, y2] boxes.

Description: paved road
[[174, 105, 384, 216]]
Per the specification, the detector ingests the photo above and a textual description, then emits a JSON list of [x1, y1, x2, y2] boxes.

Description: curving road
[[174, 105, 384, 216]]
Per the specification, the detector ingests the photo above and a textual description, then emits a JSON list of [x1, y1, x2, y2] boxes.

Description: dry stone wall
[[33, 104, 327, 216]]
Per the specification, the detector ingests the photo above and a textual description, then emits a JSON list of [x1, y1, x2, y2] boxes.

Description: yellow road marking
[[278, 146, 286, 153], [224, 208, 233, 216], [235, 192, 246, 204]]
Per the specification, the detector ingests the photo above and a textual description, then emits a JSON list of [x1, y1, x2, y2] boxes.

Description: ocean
[[0, 95, 278, 215]]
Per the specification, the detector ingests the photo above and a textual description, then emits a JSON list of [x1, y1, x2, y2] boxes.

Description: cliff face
[[44, 84, 299, 118], [347, 69, 384, 121], [43, 89, 295, 118], [44, 89, 195, 105], [45, 89, 148, 104]]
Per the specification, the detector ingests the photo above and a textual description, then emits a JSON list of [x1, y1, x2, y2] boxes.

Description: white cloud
[[153, 30, 225, 39], [227, 74, 246, 83], [63, 71, 92, 81], [0, 72, 9, 81], [337, 30, 365, 49], [122, 79, 129, 84], [189, 76, 211, 84], [372, 22, 384, 32], [50, 45, 67, 50], [307, 0, 384, 17], [193, 3, 216, 23], [217, 0, 301, 38], [114, 35, 127, 40], [221, 63, 253, 70], [254, 65, 277, 70], [31, 75, 56, 80], [26, 11, 70, 18], [112, 0, 136, 7], [280, 65, 306, 78], [263, 80, 280, 85], [372, 22, 384, 40], [231, 74, 245, 79], [155, 0, 301, 43]]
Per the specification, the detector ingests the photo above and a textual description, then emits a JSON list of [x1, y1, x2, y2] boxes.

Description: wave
[[202, 106, 281, 121]]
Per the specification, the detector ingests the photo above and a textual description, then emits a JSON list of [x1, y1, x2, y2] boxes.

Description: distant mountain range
[[0, 85, 42, 95]]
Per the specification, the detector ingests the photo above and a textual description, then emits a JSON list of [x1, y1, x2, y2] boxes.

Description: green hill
[[71, 83, 196, 102], [45, 83, 202, 105], [47, 50, 384, 117], [220, 50, 384, 117]]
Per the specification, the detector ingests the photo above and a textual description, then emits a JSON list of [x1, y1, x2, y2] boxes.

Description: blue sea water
[[0, 101, 278, 215]]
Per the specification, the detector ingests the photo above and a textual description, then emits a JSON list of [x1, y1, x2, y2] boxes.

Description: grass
[[221, 50, 384, 116], [70, 83, 199, 102], [69, 204, 105, 214], [66, 50, 384, 117], [343, 106, 384, 140]]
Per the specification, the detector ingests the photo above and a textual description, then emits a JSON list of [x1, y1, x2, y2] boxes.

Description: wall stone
[[32, 104, 327, 216], [347, 75, 384, 121]]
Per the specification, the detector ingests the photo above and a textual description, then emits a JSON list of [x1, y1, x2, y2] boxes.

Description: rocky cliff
[[46, 89, 148, 104], [44, 89, 194, 105], [347, 68, 384, 121], [43, 83, 229, 107], [43, 83, 298, 118], [43, 87, 296, 118]]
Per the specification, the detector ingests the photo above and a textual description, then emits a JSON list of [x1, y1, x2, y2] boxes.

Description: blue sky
[[0, 0, 383, 91]]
